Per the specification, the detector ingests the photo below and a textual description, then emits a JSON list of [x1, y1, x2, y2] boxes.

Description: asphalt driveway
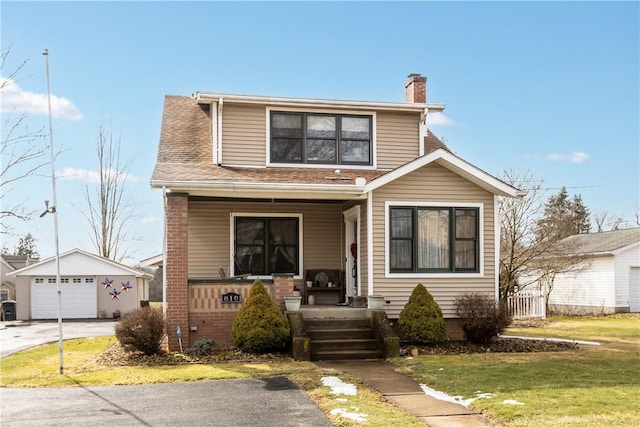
[[1, 320, 333, 426], [0, 378, 333, 426]]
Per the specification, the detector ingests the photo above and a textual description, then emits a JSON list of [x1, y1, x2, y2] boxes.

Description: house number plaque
[[221, 291, 242, 304]]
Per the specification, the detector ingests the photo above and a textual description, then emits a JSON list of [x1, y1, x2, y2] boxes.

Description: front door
[[343, 206, 361, 300]]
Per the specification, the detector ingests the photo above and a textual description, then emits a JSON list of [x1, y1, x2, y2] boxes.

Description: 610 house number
[[221, 292, 242, 304]]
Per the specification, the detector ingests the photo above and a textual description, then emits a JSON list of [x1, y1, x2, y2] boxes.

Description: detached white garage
[[9, 249, 152, 320]]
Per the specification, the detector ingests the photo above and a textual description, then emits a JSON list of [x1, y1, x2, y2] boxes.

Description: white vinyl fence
[[506, 288, 546, 319]]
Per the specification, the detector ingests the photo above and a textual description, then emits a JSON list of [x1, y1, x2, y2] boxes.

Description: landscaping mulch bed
[[402, 337, 578, 356]]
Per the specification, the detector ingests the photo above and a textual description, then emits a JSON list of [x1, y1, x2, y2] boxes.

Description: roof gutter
[[195, 92, 445, 113], [150, 178, 368, 199]]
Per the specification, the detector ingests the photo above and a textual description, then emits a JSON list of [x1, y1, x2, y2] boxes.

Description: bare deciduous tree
[[1, 46, 48, 234], [80, 122, 138, 262], [498, 170, 588, 304]]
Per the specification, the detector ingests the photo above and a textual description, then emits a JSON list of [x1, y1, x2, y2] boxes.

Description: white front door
[[343, 206, 361, 299]]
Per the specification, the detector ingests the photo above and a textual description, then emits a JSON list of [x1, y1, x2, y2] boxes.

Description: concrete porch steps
[[303, 314, 383, 361]]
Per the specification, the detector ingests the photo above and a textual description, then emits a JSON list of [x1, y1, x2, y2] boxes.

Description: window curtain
[[417, 209, 449, 269]]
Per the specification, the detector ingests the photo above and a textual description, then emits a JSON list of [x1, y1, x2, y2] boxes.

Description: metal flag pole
[[43, 48, 63, 374]]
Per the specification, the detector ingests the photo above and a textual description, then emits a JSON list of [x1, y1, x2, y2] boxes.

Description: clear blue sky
[[2, 1, 638, 264]]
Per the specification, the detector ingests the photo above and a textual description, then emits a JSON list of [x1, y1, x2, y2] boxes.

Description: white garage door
[[630, 268, 640, 313], [31, 278, 97, 319]]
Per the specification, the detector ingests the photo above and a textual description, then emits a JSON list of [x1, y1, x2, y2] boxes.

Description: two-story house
[[152, 74, 522, 350]]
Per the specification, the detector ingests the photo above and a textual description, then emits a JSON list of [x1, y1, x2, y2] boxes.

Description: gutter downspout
[[217, 98, 223, 166], [367, 191, 373, 297], [419, 107, 427, 157], [162, 186, 167, 317]]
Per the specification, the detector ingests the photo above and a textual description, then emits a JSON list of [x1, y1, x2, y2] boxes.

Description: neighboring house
[[543, 228, 640, 315], [8, 249, 152, 320], [151, 73, 522, 349], [1, 254, 39, 303]]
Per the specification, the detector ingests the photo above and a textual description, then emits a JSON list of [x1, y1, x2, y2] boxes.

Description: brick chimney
[[405, 73, 427, 103]]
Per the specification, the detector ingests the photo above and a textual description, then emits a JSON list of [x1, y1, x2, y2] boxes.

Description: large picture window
[[270, 112, 371, 165], [234, 216, 299, 276], [389, 206, 479, 273]]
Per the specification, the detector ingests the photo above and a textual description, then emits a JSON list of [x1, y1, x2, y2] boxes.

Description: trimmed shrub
[[115, 307, 166, 355], [231, 279, 290, 353], [186, 337, 216, 357], [454, 292, 512, 344], [398, 283, 446, 345]]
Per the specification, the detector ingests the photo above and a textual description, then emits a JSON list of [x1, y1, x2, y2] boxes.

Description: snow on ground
[[503, 399, 525, 405], [321, 376, 357, 395], [322, 377, 368, 423], [330, 408, 368, 422], [420, 384, 495, 407]]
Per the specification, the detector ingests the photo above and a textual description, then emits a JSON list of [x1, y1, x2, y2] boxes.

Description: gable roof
[[8, 248, 152, 278], [557, 228, 640, 256], [364, 147, 523, 198]]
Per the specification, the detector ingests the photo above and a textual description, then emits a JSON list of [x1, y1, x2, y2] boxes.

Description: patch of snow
[[321, 376, 357, 396], [335, 398, 348, 402], [330, 408, 368, 423], [420, 384, 495, 407], [438, 368, 444, 371], [503, 399, 525, 405]]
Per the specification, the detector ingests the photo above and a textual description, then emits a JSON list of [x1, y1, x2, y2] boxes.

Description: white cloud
[[57, 167, 141, 183], [0, 77, 83, 120], [545, 151, 590, 163], [141, 216, 160, 225], [427, 112, 454, 126]]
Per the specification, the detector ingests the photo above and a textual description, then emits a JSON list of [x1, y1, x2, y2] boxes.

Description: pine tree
[[537, 187, 591, 240], [14, 233, 39, 258]]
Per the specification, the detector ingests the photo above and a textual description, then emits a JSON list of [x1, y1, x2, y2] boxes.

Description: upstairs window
[[270, 112, 371, 165], [389, 206, 479, 273]]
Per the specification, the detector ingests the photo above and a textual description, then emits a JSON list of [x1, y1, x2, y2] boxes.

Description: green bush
[[454, 292, 512, 344], [398, 283, 446, 345], [231, 279, 290, 353], [115, 307, 166, 355], [186, 337, 216, 356]]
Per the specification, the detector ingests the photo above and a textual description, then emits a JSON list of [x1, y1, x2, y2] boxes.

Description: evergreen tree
[[14, 233, 39, 258], [537, 187, 590, 240]]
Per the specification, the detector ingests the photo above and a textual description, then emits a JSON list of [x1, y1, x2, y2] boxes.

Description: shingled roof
[[557, 227, 640, 255]]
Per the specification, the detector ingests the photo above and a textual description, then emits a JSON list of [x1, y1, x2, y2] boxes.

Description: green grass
[[391, 314, 640, 427], [0, 336, 422, 427]]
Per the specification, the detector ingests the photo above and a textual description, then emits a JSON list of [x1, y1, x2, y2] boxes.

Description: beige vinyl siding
[[376, 112, 420, 169], [222, 104, 266, 166], [188, 201, 343, 279], [371, 163, 496, 317]]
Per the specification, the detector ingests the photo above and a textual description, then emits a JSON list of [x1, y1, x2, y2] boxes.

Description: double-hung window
[[234, 216, 300, 276], [270, 112, 371, 165], [389, 206, 479, 273]]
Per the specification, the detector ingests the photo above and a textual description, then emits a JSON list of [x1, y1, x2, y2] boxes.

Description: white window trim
[[265, 106, 377, 169], [384, 201, 485, 279], [230, 212, 304, 280]]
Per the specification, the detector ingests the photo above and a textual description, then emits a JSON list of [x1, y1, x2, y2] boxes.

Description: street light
[[42, 48, 63, 375]]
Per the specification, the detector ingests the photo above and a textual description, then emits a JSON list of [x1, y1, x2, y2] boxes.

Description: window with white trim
[[233, 215, 300, 276], [270, 111, 372, 165], [389, 206, 479, 273], [35, 278, 44, 283], [85, 278, 94, 283], [1, 289, 8, 302], [73, 278, 82, 283]]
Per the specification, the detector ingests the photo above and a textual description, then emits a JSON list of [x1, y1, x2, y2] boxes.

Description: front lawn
[[391, 314, 640, 426], [0, 336, 423, 427]]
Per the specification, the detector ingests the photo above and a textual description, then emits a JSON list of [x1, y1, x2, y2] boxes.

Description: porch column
[[165, 192, 189, 351]]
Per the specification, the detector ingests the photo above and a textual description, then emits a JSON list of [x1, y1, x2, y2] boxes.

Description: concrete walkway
[[317, 360, 496, 427]]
